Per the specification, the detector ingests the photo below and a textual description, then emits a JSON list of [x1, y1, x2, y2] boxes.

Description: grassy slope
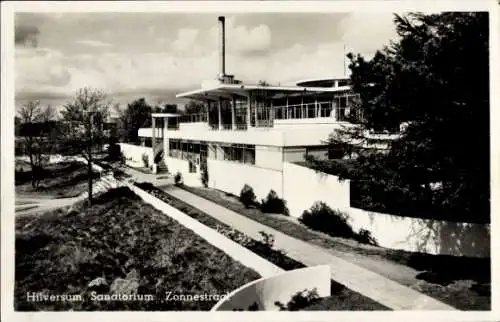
[[15, 187, 260, 311], [181, 186, 491, 311]]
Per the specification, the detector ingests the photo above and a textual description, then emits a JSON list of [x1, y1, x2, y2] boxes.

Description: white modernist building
[[130, 16, 491, 257], [146, 75, 362, 197], [138, 16, 374, 198]]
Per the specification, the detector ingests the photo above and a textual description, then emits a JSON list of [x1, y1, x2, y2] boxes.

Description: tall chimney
[[218, 16, 226, 79]]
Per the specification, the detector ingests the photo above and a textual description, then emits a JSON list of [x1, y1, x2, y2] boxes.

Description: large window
[[169, 139, 255, 165], [220, 143, 255, 165]]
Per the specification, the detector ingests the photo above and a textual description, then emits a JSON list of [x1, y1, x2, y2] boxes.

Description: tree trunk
[[88, 157, 93, 206]]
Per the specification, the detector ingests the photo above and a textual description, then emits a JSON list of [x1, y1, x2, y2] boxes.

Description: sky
[[15, 12, 401, 111]]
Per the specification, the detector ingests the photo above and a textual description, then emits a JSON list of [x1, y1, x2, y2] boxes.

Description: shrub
[[275, 288, 320, 311], [142, 153, 149, 168], [299, 202, 354, 239], [106, 137, 122, 162], [356, 228, 378, 246], [260, 190, 289, 216], [174, 172, 183, 186], [200, 163, 208, 188], [239, 184, 256, 208]]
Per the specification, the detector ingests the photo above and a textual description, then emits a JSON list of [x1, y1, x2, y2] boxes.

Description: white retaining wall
[[127, 183, 284, 278], [212, 265, 331, 311], [118, 143, 153, 167], [164, 157, 202, 187], [208, 159, 283, 200], [283, 162, 490, 258], [283, 162, 350, 217]]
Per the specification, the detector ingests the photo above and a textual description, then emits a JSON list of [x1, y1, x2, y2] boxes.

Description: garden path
[[161, 186, 456, 311]]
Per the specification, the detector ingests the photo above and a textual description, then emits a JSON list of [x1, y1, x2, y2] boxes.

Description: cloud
[[208, 17, 272, 55], [339, 12, 399, 57], [75, 39, 113, 48], [15, 41, 347, 100], [15, 13, 398, 101], [15, 25, 40, 47], [171, 28, 200, 52]]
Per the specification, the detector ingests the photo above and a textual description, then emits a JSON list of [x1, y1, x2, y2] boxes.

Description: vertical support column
[[301, 95, 304, 119], [270, 100, 274, 126], [231, 96, 236, 130], [151, 116, 157, 173], [217, 99, 222, 130], [247, 94, 251, 129], [152, 116, 156, 154], [254, 98, 258, 127], [164, 116, 169, 160], [315, 99, 318, 118], [205, 100, 210, 124], [285, 96, 289, 119]]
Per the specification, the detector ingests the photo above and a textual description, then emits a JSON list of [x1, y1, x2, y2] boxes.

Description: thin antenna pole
[[343, 43, 346, 77]]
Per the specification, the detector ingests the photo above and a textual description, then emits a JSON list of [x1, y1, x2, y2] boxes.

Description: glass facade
[[169, 139, 255, 165]]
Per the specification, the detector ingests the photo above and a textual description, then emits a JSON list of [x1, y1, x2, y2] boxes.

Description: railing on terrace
[[273, 101, 334, 120], [179, 113, 207, 123], [172, 101, 361, 130]]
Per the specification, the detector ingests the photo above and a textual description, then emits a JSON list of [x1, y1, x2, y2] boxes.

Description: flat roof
[[176, 83, 351, 101], [151, 113, 180, 117]]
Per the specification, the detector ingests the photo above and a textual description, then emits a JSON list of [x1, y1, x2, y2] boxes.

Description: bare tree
[[60, 87, 110, 206], [17, 101, 57, 190]]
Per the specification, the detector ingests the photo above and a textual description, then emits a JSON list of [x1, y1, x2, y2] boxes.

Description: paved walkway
[[163, 186, 456, 311], [16, 175, 121, 216], [122, 167, 173, 187]]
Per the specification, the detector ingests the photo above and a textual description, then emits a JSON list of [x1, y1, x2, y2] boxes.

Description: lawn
[[134, 182, 389, 311], [15, 187, 260, 311], [180, 185, 491, 311], [15, 160, 100, 198]]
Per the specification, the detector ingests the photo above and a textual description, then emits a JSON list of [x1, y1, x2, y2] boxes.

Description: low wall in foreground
[[212, 265, 331, 311], [283, 162, 490, 258]]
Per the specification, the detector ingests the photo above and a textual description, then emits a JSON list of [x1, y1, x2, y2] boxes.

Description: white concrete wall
[[212, 265, 331, 311], [166, 127, 284, 146], [165, 122, 350, 147], [128, 183, 283, 278], [118, 143, 153, 167], [283, 147, 307, 162], [273, 117, 338, 127], [208, 159, 283, 200], [138, 127, 164, 138], [164, 156, 203, 187], [179, 122, 210, 131], [283, 162, 490, 258], [345, 207, 491, 258], [255, 146, 282, 171], [283, 162, 351, 218]]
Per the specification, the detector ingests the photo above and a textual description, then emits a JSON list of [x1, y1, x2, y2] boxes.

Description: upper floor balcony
[[157, 99, 363, 132]]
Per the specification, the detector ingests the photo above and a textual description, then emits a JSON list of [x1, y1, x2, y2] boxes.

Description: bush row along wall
[[178, 156, 489, 257], [207, 159, 283, 201], [282, 162, 490, 258]]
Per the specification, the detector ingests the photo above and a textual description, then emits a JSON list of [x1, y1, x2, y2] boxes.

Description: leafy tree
[[118, 98, 153, 143], [320, 13, 489, 223], [60, 87, 110, 205], [17, 101, 57, 189], [183, 100, 205, 115]]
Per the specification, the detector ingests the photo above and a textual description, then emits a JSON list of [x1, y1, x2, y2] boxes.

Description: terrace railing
[[179, 113, 207, 123]]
